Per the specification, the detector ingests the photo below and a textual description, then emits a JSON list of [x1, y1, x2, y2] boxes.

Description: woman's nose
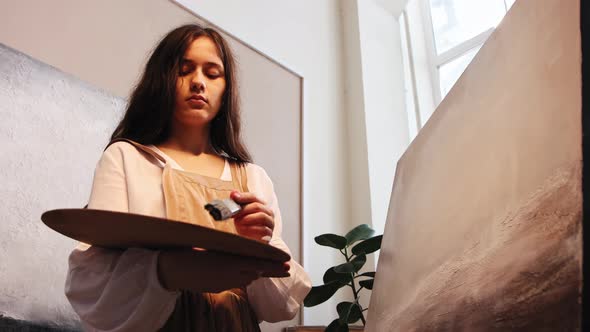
[[190, 72, 206, 92]]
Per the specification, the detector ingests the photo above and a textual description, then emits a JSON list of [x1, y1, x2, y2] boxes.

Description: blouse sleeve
[[245, 165, 312, 323], [64, 143, 179, 332]]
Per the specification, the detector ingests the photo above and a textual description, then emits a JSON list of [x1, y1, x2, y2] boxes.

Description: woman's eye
[[179, 64, 193, 76], [207, 70, 222, 78]]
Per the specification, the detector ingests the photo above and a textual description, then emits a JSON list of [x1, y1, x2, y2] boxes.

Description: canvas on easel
[[367, 0, 583, 330]]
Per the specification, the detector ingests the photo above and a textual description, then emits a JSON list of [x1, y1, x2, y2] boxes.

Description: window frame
[[419, 0, 513, 103]]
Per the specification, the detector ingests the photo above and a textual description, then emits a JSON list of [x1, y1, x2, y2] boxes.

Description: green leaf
[[345, 224, 375, 245], [315, 234, 347, 249], [303, 282, 342, 307], [334, 254, 366, 273], [356, 271, 376, 278], [350, 254, 367, 272], [359, 278, 374, 290], [333, 262, 355, 273], [326, 318, 349, 332], [337, 301, 363, 324], [323, 267, 353, 284], [351, 235, 383, 255]]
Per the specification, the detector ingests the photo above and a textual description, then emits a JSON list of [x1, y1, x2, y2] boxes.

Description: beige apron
[[113, 139, 260, 332]]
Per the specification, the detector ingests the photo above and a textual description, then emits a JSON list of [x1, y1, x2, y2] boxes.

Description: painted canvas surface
[[367, 0, 582, 331], [0, 43, 122, 330]]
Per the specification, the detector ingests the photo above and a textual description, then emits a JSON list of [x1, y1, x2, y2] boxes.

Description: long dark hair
[[110, 24, 252, 164]]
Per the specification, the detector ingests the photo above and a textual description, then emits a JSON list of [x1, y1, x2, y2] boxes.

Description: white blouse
[[65, 141, 311, 332]]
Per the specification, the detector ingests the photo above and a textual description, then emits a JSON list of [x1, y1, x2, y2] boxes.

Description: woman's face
[[173, 36, 226, 128]]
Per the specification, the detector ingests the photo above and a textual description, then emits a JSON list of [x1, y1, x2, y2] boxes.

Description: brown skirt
[[159, 288, 261, 332]]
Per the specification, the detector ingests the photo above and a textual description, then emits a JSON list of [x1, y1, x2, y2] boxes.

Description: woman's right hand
[[157, 249, 290, 293]]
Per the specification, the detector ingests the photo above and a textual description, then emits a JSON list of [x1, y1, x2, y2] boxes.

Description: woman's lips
[[187, 98, 207, 108], [187, 94, 207, 102]]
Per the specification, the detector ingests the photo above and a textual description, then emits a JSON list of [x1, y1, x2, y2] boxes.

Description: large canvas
[[0, 43, 120, 330], [367, 0, 582, 330]]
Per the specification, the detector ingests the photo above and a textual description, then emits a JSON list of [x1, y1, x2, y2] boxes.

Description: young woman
[[65, 24, 311, 331]]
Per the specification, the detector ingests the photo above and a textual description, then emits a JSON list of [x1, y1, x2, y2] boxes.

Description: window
[[439, 45, 481, 96], [401, 0, 516, 138]]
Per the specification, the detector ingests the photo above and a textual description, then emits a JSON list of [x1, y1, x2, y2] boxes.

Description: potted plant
[[302, 224, 382, 332]]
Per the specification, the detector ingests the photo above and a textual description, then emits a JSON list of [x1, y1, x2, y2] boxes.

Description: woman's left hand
[[230, 191, 274, 243]]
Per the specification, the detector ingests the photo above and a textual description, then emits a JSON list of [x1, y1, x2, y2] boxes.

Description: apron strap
[[107, 138, 167, 165], [229, 162, 249, 193]]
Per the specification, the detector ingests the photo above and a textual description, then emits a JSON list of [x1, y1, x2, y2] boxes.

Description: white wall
[[341, 0, 411, 239], [357, 0, 410, 235], [375, 0, 412, 16], [340, 0, 373, 252]]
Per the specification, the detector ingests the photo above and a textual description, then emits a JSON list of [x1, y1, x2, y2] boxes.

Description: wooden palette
[[41, 208, 290, 263]]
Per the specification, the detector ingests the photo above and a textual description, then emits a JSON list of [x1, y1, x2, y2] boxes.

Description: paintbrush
[[204, 198, 242, 221]]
